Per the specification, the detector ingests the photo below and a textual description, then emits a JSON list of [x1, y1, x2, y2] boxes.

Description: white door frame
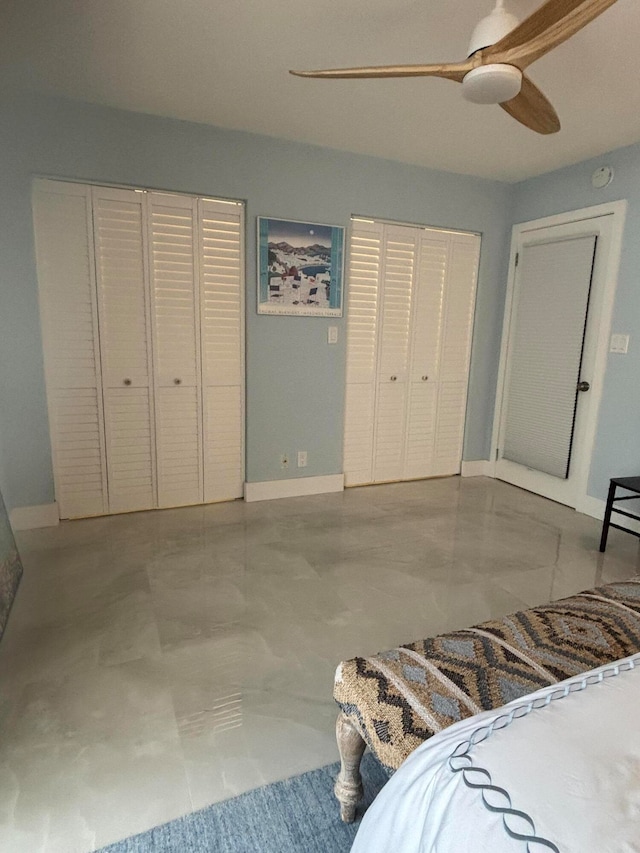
[[490, 200, 627, 514]]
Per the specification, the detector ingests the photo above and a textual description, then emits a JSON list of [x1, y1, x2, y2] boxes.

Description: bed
[[350, 652, 640, 852], [332, 577, 640, 822]]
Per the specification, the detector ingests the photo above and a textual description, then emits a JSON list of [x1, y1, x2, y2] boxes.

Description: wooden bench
[[332, 577, 640, 821]]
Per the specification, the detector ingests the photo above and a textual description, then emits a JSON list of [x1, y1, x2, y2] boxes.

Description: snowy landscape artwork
[[257, 217, 344, 316]]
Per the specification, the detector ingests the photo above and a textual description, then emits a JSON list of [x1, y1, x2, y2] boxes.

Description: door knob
[[577, 380, 590, 392], [390, 375, 397, 381], [174, 378, 182, 385], [422, 375, 428, 381], [123, 378, 132, 386]]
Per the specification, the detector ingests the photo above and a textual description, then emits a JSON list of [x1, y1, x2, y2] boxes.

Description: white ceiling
[[2, 0, 639, 182]]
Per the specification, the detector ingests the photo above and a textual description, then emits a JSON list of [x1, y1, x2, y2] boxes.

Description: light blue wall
[[0, 92, 513, 512], [512, 142, 640, 502]]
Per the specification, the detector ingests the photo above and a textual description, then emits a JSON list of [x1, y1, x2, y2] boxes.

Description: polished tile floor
[[1, 476, 639, 852]]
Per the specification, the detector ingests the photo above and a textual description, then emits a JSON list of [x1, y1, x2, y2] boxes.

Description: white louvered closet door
[[35, 181, 245, 517], [199, 198, 244, 503], [148, 193, 203, 508], [373, 226, 418, 483], [343, 219, 383, 486], [33, 181, 108, 519], [403, 230, 449, 480], [431, 233, 481, 476], [343, 219, 480, 487], [93, 187, 157, 514]]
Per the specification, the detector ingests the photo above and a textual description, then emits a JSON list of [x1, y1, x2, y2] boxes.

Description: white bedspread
[[351, 654, 640, 853]]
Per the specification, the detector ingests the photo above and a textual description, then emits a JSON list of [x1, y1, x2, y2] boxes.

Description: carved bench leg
[[334, 710, 366, 823]]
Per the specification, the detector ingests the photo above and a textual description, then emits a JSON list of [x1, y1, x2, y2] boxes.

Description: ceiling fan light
[[462, 64, 522, 104], [467, 2, 520, 56]]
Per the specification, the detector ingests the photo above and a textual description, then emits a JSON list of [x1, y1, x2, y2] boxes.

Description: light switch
[[610, 333, 629, 354], [328, 326, 338, 344]]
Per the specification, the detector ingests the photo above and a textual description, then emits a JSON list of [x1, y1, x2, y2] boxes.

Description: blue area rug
[[100, 753, 388, 852]]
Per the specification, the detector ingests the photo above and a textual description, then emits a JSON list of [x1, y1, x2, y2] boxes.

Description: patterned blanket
[[334, 578, 640, 770]]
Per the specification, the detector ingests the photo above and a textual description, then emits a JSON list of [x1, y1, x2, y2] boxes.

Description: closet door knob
[[123, 378, 132, 386], [390, 375, 397, 381], [174, 378, 182, 385], [422, 375, 429, 381]]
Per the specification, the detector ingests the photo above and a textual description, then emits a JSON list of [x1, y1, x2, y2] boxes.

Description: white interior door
[[495, 213, 618, 508], [343, 219, 383, 486], [33, 180, 109, 519], [403, 230, 480, 480], [403, 230, 447, 480], [148, 192, 203, 508], [35, 180, 246, 517], [431, 233, 480, 477], [93, 186, 157, 514], [199, 198, 245, 503], [343, 219, 480, 487], [372, 226, 417, 483]]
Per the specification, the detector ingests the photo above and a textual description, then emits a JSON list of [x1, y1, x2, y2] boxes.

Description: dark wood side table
[[599, 477, 640, 552]]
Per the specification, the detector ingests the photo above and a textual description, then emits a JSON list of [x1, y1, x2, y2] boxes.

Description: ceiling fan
[[290, 0, 618, 134]]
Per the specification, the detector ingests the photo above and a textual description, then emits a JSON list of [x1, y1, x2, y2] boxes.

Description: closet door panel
[[148, 193, 202, 508], [345, 223, 383, 385], [204, 386, 243, 501], [199, 199, 244, 502], [440, 235, 480, 383], [377, 227, 416, 382], [50, 389, 107, 518], [404, 381, 437, 480], [344, 383, 375, 487], [33, 181, 108, 518], [94, 193, 149, 385], [343, 220, 383, 485], [105, 386, 155, 509], [149, 195, 199, 386], [155, 387, 201, 506], [372, 227, 416, 482], [432, 381, 469, 476], [373, 381, 407, 483], [410, 233, 448, 380], [402, 231, 449, 479], [433, 234, 481, 476], [93, 187, 156, 513]]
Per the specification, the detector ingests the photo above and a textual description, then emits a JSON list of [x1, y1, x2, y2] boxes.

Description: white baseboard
[[244, 474, 344, 503], [461, 460, 494, 478], [577, 494, 640, 534], [577, 495, 606, 521], [10, 502, 59, 531]]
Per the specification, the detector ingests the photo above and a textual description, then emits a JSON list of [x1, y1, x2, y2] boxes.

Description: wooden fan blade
[[486, 0, 618, 69], [500, 74, 561, 134], [290, 61, 472, 82]]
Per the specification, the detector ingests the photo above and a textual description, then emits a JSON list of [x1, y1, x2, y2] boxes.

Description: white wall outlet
[[297, 450, 307, 468], [328, 326, 338, 344], [610, 333, 629, 354], [280, 453, 289, 468]]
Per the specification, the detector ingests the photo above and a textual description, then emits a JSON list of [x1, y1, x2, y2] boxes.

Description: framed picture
[[257, 217, 344, 316]]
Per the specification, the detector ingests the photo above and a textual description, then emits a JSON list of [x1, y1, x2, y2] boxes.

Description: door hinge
[[515, 252, 519, 268], [496, 448, 500, 461]]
